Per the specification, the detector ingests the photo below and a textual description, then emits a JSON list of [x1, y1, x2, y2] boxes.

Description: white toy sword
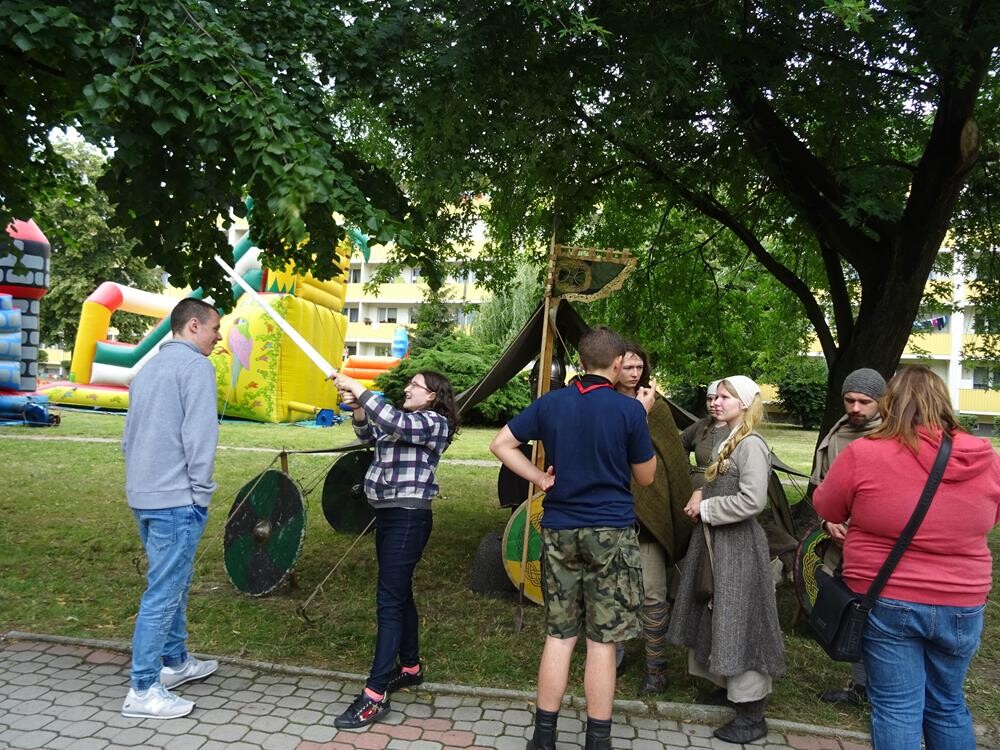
[[214, 255, 337, 379]]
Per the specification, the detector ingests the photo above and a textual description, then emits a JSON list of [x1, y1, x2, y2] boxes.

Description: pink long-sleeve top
[[813, 429, 1000, 607]]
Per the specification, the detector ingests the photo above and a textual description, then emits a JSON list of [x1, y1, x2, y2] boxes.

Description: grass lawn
[[2, 410, 997, 732]]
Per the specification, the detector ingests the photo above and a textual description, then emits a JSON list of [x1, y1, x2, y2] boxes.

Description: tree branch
[[1, 44, 66, 78], [898, 0, 996, 263], [819, 239, 854, 349], [724, 82, 888, 273], [575, 104, 838, 361]]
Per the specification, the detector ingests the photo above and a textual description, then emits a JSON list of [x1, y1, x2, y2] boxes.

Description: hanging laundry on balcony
[[912, 315, 949, 332]]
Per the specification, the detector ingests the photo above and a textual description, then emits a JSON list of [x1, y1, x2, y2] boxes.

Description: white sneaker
[[122, 683, 195, 719], [160, 656, 219, 689]]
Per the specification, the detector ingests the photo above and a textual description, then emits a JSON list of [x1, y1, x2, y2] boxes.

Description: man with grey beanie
[[809, 366, 886, 706]]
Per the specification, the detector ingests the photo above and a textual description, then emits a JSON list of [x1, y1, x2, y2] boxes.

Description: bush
[[373, 331, 531, 426], [959, 414, 979, 433], [994, 415, 1000, 436], [776, 359, 828, 430]]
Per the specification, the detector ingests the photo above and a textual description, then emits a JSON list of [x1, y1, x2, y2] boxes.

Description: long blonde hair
[[869, 365, 961, 454], [705, 385, 765, 482]]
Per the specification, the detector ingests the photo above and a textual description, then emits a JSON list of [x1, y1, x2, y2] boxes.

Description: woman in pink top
[[814, 366, 1000, 750]]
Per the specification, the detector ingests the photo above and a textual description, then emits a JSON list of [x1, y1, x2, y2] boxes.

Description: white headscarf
[[707, 379, 721, 397], [720, 375, 761, 408]]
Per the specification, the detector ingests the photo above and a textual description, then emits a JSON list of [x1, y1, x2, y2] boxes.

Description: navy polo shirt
[[506, 375, 654, 530]]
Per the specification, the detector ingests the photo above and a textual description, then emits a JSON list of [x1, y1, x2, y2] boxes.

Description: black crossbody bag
[[808, 433, 952, 662]]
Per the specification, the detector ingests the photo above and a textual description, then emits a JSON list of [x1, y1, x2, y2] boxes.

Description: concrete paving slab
[[0, 631, 889, 750]]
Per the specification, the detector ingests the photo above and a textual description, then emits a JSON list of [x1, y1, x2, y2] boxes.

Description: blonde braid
[[704, 394, 765, 482]]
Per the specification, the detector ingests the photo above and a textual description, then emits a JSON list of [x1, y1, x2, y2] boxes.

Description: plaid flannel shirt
[[353, 389, 452, 509]]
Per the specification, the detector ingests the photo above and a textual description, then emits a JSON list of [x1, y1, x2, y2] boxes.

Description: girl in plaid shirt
[[331, 370, 457, 729]]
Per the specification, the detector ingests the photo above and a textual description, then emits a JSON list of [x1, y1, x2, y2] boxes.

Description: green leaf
[[151, 118, 174, 136], [12, 32, 34, 52], [168, 104, 189, 124]]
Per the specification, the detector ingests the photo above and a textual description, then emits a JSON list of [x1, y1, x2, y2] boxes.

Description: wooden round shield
[[501, 493, 545, 605], [321, 449, 375, 534], [224, 469, 306, 597], [793, 522, 836, 615]]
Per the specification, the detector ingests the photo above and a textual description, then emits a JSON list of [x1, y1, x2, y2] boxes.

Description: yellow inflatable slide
[[42, 237, 353, 422]]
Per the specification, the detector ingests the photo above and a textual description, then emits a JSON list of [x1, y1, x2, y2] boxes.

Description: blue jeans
[[863, 597, 985, 750], [130, 505, 208, 691], [366, 507, 433, 694]]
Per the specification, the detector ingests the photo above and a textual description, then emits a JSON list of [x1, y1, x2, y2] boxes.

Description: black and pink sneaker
[[333, 691, 391, 729], [386, 663, 424, 693]]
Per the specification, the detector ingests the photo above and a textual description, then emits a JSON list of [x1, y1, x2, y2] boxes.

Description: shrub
[[373, 331, 531, 426], [959, 414, 979, 433], [776, 359, 828, 430]]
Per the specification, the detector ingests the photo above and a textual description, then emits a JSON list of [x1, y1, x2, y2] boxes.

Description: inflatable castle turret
[[0, 220, 55, 424]]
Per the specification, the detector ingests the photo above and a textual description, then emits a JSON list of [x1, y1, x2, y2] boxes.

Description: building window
[[346, 306, 359, 323], [973, 367, 1000, 390], [350, 268, 362, 283], [345, 344, 357, 357], [408, 307, 421, 324], [974, 310, 1000, 334], [411, 267, 422, 282], [374, 344, 391, 356], [377, 307, 398, 324]]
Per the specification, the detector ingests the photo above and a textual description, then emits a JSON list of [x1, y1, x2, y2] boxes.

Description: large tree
[[1, 1, 432, 301], [6, 2, 998, 436], [321, 0, 998, 435]]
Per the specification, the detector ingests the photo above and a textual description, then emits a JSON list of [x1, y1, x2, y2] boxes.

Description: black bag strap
[[860, 432, 952, 611]]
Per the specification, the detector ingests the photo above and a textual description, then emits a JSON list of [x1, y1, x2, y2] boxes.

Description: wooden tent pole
[[513, 236, 559, 631], [531, 235, 559, 477]]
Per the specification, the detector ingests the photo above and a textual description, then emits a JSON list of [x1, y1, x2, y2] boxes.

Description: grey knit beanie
[[841, 368, 886, 399]]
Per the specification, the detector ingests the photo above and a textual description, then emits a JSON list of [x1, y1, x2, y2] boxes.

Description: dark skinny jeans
[[366, 506, 433, 694]]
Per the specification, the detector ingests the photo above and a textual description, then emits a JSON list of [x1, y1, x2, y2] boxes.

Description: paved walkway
[[0, 632, 877, 750]]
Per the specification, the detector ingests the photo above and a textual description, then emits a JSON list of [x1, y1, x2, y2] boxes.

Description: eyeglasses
[[407, 380, 433, 394]]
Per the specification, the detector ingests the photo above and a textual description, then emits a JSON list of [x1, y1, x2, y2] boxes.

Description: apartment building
[[342, 243, 487, 357], [809, 270, 1000, 424]]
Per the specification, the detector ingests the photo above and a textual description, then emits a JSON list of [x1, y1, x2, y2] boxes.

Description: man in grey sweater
[[121, 297, 222, 719], [811, 367, 885, 707]]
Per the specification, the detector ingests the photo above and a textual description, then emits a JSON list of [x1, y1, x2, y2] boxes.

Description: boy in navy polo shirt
[[491, 326, 656, 750]]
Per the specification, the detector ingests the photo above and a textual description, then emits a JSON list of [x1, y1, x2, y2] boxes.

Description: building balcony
[[957, 388, 1000, 416], [905, 332, 952, 355], [346, 282, 426, 304], [345, 322, 403, 342], [806, 331, 954, 357]]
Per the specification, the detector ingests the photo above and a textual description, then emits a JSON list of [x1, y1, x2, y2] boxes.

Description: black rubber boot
[[819, 681, 867, 706], [640, 666, 669, 695], [713, 697, 768, 744], [584, 716, 612, 750], [526, 707, 558, 750]]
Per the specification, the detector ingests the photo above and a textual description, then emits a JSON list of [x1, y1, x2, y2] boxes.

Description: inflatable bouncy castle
[[0, 220, 55, 424], [43, 229, 360, 422]]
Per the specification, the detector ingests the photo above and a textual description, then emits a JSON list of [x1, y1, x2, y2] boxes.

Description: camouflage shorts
[[540, 526, 643, 643]]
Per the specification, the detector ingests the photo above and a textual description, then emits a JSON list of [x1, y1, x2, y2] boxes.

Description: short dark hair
[[170, 298, 218, 335], [578, 326, 626, 371], [623, 341, 651, 388]]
